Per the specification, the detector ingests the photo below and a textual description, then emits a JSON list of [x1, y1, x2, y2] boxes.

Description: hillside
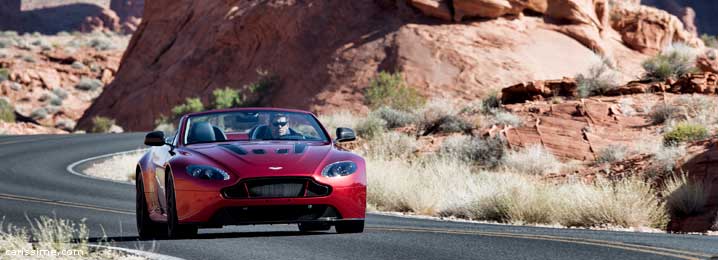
[[76, 0, 702, 131]]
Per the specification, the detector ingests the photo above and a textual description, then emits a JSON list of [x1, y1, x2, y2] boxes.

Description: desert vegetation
[[576, 57, 620, 97], [154, 70, 278, 131], [0, 216, 144, 260], [642, 43, 698, 81]]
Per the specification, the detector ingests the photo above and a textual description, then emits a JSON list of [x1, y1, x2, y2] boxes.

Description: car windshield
[[183, 111, 329, 145]]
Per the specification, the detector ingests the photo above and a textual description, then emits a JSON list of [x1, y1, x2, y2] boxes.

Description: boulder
[[453, 0, 522, 20], [610, 5, 702, 54], [545, 0, 603, 27], [409, 0, 452, 21]]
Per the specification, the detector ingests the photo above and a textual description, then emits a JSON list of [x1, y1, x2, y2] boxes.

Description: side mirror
[[144, 131, 167, 146], [335, 127, 356, 143]]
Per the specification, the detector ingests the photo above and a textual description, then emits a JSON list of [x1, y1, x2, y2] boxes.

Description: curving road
[[1, 133, 717, 260]]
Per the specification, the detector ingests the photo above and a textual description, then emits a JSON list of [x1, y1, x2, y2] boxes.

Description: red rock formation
[[610, 5, 702, 54], [80, 0, 656, 131]]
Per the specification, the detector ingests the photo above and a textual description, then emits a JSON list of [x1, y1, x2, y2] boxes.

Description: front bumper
[[174, 183, 366, 225]]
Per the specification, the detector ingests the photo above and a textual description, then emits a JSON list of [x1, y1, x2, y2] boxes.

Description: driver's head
[[269, 113, 289, 137]]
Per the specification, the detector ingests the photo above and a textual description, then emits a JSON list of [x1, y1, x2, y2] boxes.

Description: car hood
[[185, 141, 332, 178]]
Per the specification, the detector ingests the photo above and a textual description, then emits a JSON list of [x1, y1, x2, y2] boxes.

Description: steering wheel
[[279, 133, 306, 140]]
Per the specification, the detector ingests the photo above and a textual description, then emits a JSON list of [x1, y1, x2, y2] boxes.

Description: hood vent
[[252, 149, 265, 154], [219, 144, 247, 155], [276, 148, 289, 154]]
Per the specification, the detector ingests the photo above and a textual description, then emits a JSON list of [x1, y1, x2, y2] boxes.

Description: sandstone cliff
[[76, 0, 701, 131]]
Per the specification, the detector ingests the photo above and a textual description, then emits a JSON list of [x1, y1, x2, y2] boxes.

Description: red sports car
[[135, 108, 366, 239]]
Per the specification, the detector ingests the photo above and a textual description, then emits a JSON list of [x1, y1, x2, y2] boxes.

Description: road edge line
[[66, 149, 146, 185]]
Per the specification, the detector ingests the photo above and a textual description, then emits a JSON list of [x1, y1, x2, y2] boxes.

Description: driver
[[269, 113, 298, 139]]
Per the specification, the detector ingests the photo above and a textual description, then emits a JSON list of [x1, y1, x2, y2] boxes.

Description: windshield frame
[[179, 109, 331, 146]]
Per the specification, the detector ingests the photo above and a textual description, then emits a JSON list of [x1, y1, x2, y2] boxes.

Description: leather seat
[[188, 122, 217, 144]]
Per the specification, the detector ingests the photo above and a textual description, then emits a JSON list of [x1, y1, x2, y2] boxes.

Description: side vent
[[252, 149, 265, 154], [219, 144, 247, 155]]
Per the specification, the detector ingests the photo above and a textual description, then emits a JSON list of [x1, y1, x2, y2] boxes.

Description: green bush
[[212, 87, 242, 109], [30, 107, 48, 120], [90, 116, 115, 133], [0, 98, 15, 122], [243, 70, 279, 106], [75, 77, 103, 91], [371, 106, 417, 129], [643, 44, 698, 81], [172, 98, 204, 118], [0, 68, 9, 82], [576, 58, 619, 97], [663, 122, 709, 145], [418, 100, 474, 135], [365, 72, 425, 111]]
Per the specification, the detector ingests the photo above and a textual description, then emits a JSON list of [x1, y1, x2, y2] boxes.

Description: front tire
[[335, 220, 364, 234], [136, 170, 166, 240], [166, 171, 198, 239]]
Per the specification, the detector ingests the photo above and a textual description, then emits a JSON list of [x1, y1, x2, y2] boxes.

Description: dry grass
[[367, 156, 667, 228], [502, 145, 563, 175], [318, 111, 360, 139], [84, 150, 146, 183], [0, 216, 143, 260], [662, 174, 708, 218]]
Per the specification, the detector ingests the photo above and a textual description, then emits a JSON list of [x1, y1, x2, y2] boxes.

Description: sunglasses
[[272, 121, 288, 127]]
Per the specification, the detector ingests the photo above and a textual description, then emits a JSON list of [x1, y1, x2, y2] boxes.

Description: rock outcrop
[[80, 0, 663, 131], [611, 4, 702, 54]]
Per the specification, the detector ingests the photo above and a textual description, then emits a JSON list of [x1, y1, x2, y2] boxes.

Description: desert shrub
[[502, 145, 562, 175], [52, 88, 68, 100], [649, 103, 681, 124], [645, 144, 686, 180], [243, 69, 279, 106], [643, 43, 698, 81], [0, 98, 15, 122], [90, 116, 115, 133], [487, 109, 522, 127], [595, 144, 630, 164], [212, 87, 242, 109], [29, 107, 48, 120], [318, 111, 359, 138], [662, 174, 707, 218], [481, 91, 501, 112], [0, 39, 12, 48], [172, 98, 204, 118], [22, 55, 35, 63], [49, 95, 63, 106], [576, 57, 620, 97], [701, 34, 718, 48], [55, 119, 76, 132], [363, 132, 418, 160], [371, 106, 417, 129], [440, 135, 505, 168], [74, 77, 103, 91], [355, 114, 387, 140], [663, 122, 709, 145], [89, 38, 114, 51], [618, 98, 637, 116], [0, 68, 8, 82], [71, 61, 85, 70], [417, 99, 473, 135], [365, 71, 425, 111]]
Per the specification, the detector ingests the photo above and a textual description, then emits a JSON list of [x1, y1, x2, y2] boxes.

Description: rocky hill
[[0, 0, 143, 34], [77, 0, 702, 131], [642, 0, 718, 35]]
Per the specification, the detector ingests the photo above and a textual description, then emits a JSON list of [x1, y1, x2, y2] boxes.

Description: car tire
[[335, 220, 364, 234], [298, 222, 331, 232], [166, 171, 198, 239], [136, 170, 166, 240]]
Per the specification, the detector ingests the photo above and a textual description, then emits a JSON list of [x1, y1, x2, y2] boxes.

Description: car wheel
[[298, 222, 331, 232], [136, 171, 166, 239], [166, 171, 198, 239], [335, 220, 364, 234]]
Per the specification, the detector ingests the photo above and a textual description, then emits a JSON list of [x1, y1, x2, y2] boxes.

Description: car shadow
[[85, 230, 332, 242]]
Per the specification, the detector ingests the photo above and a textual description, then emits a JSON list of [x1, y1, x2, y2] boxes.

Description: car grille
[[222, 177, 331, 199]]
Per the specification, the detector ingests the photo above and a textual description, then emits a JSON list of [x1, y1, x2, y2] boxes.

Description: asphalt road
[[1, 133, 717, 260]]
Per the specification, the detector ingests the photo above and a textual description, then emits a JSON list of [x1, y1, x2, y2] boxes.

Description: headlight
[[321, 161, 357, 177], [186, 165, 230, 180]]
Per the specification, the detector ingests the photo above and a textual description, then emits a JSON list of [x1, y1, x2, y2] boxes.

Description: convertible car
[[135, 108, 366, 238]]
